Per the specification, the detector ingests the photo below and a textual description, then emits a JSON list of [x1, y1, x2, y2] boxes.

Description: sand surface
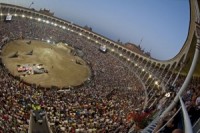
[[2, 40, 91, 88]]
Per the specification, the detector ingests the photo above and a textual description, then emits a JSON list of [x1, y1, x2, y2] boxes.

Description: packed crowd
[[1, 15, 199, 133], [0, 17, 147, 132]]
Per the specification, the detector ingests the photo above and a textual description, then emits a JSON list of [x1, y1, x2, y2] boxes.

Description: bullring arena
[[0, 6, 146, 132], [0, 1, 200, 133], [2, 40, 91, 88]]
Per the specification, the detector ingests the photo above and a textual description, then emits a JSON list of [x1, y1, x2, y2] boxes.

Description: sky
[[0, 0, 190, 60]]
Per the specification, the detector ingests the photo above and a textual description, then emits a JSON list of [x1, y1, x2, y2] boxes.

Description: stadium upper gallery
[[0, 0, 200, 133]]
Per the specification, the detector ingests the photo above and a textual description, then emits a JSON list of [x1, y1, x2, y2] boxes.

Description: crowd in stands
[[0, 17, 146, 132], [0, 15, 199, 133], [125, 44, 200, 132]]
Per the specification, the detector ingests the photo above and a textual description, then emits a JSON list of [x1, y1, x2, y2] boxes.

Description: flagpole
[[139, 37, 143, 46], [29, 2, 34, 8]]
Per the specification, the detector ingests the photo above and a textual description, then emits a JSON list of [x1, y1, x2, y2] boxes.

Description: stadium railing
[[139, 96, 193, 133]]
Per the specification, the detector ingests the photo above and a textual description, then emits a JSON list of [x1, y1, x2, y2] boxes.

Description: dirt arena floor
[[1, 40, 91, 88]]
